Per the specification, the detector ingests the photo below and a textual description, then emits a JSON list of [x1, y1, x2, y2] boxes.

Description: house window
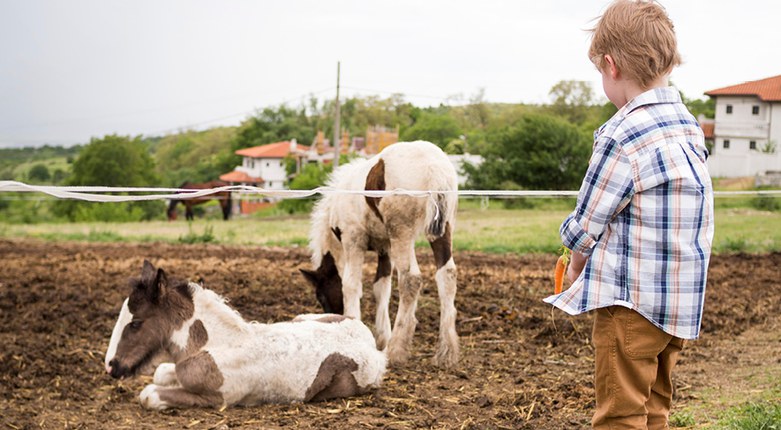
[[750, 141, 757, 150], [726, 104, 733, 114], [752, 105, 760, 115], [723, 139, 730, 149]]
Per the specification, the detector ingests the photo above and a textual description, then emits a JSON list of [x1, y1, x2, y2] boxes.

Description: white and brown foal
[[105, 261, 386, 410], [301, 141, 459, 368]]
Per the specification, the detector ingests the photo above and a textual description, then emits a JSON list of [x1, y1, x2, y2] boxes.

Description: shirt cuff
[[560, 213, 597, 255]]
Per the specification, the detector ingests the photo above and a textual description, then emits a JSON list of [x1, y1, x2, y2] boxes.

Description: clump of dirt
[[1, 239, 779, 429]]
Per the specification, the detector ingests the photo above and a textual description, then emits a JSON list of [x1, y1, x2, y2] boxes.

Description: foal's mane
[[188, 283, 249, 332]]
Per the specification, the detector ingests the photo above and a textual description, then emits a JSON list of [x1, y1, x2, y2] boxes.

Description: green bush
[[278, 163, 331, 214], [73, 202, 147, 222], [178, 223, 215, 244], [752, 195, 780, 211]]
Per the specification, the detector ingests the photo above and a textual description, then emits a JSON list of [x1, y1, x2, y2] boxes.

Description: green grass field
[[1, 197, 779, 254]]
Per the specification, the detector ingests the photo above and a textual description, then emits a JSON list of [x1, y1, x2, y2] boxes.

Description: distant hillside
[[0, 145, 81, 183]]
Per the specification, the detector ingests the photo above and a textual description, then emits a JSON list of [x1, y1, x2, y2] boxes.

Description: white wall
[[708, 96, 781, 177], [236, 157, 288, 189]]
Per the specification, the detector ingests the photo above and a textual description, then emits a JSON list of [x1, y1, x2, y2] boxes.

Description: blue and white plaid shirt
[[544, 86, 715, 340]]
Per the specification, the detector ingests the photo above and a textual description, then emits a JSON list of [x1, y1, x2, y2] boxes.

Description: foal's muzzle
[[107, 358, 130, 379]]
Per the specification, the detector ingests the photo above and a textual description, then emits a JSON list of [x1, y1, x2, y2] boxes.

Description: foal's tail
[[425, 192, 455, 238]]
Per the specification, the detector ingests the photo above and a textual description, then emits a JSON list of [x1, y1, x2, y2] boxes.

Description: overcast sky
[[1, 0, 780, 148]]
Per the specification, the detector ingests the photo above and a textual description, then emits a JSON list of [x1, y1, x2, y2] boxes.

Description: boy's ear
[[604, 54, 619, 79]]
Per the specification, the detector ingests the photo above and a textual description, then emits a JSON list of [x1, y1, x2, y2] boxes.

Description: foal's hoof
[[139, 384, 170, 410], [386, 344, 410, 366], [433, 345, 460, 369]]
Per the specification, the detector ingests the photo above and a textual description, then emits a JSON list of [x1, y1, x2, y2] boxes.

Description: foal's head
[[300, 252, 344, 314], [105, 260, 193, 379]]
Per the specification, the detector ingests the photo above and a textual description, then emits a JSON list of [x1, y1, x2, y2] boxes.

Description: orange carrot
[[554, 247, 570, 294]]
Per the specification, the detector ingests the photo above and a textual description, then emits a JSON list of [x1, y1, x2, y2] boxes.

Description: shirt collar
[[621, 86, 682, 115], [595, 86, 682, 140]]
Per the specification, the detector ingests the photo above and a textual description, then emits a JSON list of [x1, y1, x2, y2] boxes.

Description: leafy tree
[[154, 127, 237, 186], [548, 80, 596, 125], [673, 82, 716, 120], [400, 109, 463, 150], [54, 134, 162, 221], [684, 97, 715, 120], [234, 105, 316, 151], [278, 163, 332, 214], [27, 164, 51, 182], [336, 94, 415, 137], [52, 168, 67, 184], [465, 113, 591, 191]]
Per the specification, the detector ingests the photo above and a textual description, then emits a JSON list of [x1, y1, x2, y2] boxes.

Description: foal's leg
[[429, 222, 459, 368], [341, 244, 366, 320], [372, 251, 393, 350], [140, 350, 226, 410], [387, 238, 422, 366], [153, 363, 179, 386], [139, 384, 224, 410]]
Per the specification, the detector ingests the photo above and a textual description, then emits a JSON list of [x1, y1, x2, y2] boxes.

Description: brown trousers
[[592, 306, 685, 430]]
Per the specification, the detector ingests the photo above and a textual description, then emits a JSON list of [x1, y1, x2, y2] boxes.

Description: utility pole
[[333, 61, 341, 168]]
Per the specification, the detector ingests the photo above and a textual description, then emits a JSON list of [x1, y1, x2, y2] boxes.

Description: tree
[[548, 80, 596, 125], [27, 164, 51, 183], [465, 114, 591, 191], [54, 134, 162, 221], [234, 105, 316, 151], [154, 127, 237, 186], [400, 109, 462, 150], [278, 163, 332, 214]]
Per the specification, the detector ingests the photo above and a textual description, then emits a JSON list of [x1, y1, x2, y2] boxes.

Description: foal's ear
[[300, 268, 320, 287], [141, 260, 157, 284], [148, 268, 168, 304]]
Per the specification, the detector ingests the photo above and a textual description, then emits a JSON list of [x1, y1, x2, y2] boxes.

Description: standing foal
[[301, 141, 459, 368]]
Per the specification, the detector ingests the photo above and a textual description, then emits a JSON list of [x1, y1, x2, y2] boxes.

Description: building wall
[[708, 96, 781, 177], [237, 157, 287, 189]]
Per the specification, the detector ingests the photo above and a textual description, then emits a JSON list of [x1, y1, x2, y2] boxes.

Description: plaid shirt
[[544, 87, 714, 340]]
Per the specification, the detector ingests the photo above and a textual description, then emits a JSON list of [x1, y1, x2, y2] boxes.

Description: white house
[[220, 140, 310, 190], [704, 75, 781, 177], [220, 139, 311, 213]]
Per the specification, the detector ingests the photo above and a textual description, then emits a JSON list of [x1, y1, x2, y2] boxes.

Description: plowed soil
[[1, 239, 779, 429]]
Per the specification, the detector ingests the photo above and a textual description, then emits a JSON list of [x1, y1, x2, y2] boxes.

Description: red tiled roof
[[701, 122, 714, 139], [704, 75, 781, 101], [235, 141, 311, 158], [219, 170, 264, 184]]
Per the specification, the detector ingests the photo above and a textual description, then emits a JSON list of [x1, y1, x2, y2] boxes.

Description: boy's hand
[[567, 252, 588, 283]]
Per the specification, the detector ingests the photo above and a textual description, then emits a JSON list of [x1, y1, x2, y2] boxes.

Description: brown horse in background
[[167, 180, 232, 221]]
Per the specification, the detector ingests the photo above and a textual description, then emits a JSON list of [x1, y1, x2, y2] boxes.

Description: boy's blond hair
[[589, 0, 681, 89]]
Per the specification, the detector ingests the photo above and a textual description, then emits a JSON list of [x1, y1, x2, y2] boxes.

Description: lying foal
[[104, 261, 386, 410]]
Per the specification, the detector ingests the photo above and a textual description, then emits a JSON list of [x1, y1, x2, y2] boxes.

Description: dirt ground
[[1, 239, 779, 429]]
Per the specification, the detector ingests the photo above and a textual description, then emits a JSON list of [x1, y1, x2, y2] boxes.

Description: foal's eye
[[129, 320, 143, 330]]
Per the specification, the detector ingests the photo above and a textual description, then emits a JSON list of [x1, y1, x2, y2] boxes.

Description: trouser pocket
[[618, 307, 673, 359]]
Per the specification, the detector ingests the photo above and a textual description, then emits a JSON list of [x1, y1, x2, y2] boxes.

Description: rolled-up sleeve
[[561, 136, 635, 256]]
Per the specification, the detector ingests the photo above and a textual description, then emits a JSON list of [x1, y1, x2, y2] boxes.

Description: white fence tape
[[0, 180, 779, 203]]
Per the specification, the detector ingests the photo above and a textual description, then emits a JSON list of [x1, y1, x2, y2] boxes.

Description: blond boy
[[544, 1, 715, 428]]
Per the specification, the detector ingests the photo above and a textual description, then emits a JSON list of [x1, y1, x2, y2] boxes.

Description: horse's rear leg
[[387, 240, 422, 366], [429, 222, 459, 368], [372, 251, 393, 350]]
